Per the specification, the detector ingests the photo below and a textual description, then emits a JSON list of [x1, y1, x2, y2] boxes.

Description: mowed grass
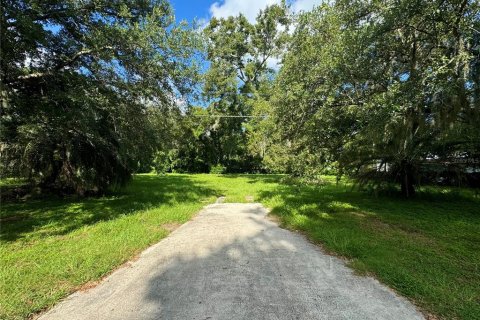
[[1, 174, 479, 319], [0, 175, 220, 319]]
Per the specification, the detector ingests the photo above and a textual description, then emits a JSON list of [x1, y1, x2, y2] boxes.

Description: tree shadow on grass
[[252, 179, 480, 263], [256, 179, 480, 226], [0, 175, 219, 243]]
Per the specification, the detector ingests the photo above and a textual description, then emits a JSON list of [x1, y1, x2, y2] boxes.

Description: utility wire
[[191, 115, 267, 118]]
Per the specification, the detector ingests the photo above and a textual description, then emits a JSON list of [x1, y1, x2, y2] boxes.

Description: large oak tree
[[1, 0, 199, 194], [274, 0, 480, 196]]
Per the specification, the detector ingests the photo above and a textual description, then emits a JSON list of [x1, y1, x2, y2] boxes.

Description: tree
[[274, 0, 480, 196], [1, 0, 200, 194], [151, 106, 213, 174], [201, 3, 290, 172]]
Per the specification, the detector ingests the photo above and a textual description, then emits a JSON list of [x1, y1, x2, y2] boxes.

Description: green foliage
[[148, 3, 290, 174], [209, 164, 226, 174], [194, 3, 290, 173], [274, 0, 480, 196], [3, 1, 479, 195], [150, 107, 214, 173], [1, 0, 200, 194]]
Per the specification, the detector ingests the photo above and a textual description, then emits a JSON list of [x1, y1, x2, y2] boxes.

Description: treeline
[[158, 0, 480, 197], [2, 0, 479, 197]]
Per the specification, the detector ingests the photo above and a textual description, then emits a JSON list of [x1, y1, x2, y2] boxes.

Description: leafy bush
[[210, 164, 226, 174]]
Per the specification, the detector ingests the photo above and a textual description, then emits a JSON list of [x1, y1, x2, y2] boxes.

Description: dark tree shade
[[1, 0, 199, 194]]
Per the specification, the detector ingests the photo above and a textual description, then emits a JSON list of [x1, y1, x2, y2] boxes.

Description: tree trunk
[[400, 161, 415, 198]]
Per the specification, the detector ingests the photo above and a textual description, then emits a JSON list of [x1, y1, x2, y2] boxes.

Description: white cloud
[[208, 0, 321, 23], [266, 56, 281, 71], [210, 0, 323, 22], [195, 17, 210, 31], [291, 0, 320, 13], [209, 0, 280, 23]]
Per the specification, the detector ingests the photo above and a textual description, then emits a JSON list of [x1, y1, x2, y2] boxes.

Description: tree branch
[[13, 46, 114, 82]]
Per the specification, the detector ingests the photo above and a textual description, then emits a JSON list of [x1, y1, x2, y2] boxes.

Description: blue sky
[[171, 0, 213, 23]]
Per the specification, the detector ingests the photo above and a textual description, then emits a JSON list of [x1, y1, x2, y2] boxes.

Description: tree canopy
[[1, 0, 200, 194], [273, 0, 480, 196], [2, 0, 479, 197]]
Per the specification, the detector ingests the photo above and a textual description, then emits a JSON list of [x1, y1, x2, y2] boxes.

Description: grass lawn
[[0, 175, 220, 319], [1, 174, 479, 319]]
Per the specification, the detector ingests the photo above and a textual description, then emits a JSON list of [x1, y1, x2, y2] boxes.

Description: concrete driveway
[[40, 203, 424, 320]]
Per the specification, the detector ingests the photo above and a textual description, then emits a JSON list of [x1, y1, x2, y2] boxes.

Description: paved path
[[40, 203, 424, 320]]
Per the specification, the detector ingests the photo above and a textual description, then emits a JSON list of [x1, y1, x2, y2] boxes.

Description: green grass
[[1, 174, 479, 319], [0, 174, 220, 319], [0, 178, 26, 188]]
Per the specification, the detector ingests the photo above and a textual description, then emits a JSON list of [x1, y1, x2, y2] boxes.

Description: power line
[[191, 115, 267, 118]]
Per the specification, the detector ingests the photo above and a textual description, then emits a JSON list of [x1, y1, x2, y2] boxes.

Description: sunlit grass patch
[[0, 178, 27, 188], [326, 201, 358, 213]]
